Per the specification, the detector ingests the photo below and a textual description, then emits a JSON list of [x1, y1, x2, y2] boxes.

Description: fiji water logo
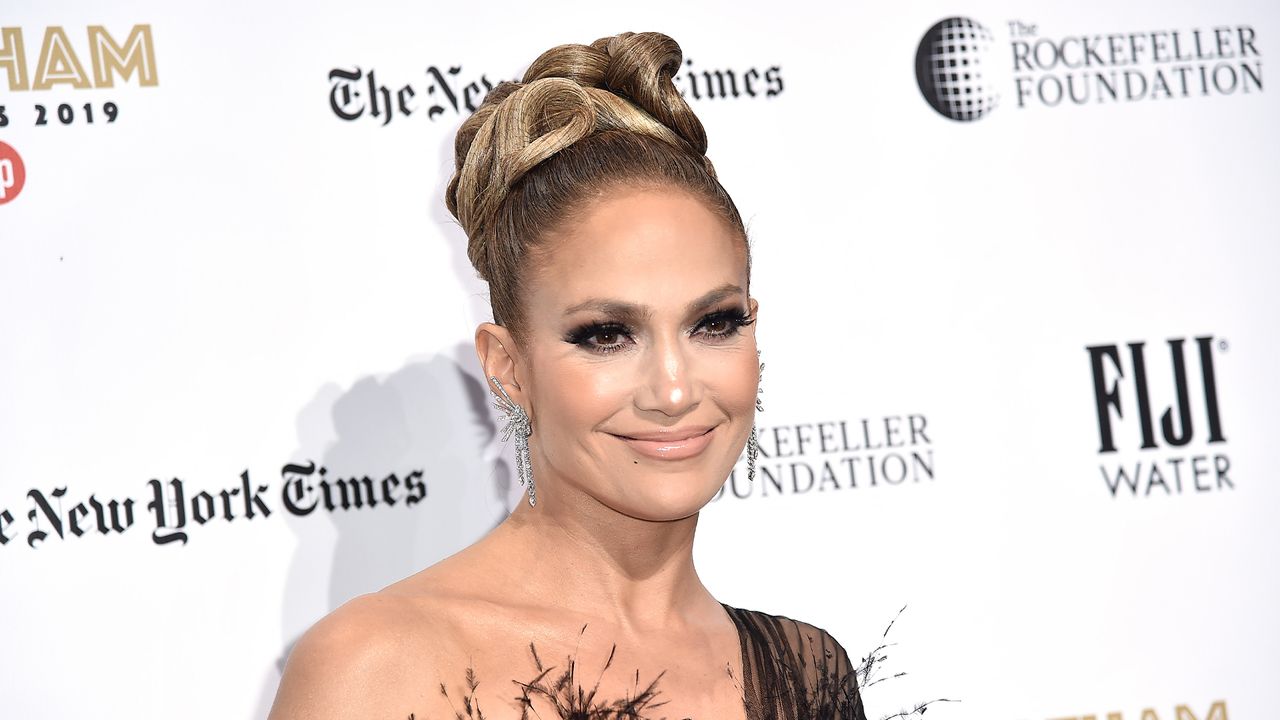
[[1086, 336, 1231, 497]]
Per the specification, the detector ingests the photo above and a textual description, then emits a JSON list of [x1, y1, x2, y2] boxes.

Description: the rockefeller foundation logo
[[915, 17, 1001, 121], [916, 17, 1263, 120], [715, 415, 935, 501]]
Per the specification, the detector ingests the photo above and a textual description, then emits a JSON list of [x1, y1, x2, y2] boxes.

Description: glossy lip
[[612, 425, 718, 461]]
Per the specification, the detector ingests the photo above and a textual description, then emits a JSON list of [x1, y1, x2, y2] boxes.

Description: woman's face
[[511, 185, 759, 521]]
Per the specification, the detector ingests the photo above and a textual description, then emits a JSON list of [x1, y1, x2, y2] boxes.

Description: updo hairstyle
[[445, 31, 750, 344]]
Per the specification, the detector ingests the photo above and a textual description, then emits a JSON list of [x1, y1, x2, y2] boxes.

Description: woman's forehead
[[529, 188, 748, 312]]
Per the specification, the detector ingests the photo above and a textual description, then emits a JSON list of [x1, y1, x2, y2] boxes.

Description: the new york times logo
[[1087, 336, 1230, 498], [0, 460, 427, 549], [329, 58, 785, 126], [329, 66, 496, 125]]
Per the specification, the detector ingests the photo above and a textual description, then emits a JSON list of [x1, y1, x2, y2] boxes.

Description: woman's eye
[[566, 310, 752, 353], [703, 318, 731, 334], [696, 310, 753, 338], [593, 329, 625, 346], [565, 323, 635, 353]]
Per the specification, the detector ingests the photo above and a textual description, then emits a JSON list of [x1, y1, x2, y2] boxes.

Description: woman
[[270, 31, 867, 720]]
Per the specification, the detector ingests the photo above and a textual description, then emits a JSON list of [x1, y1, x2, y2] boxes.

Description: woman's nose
[[635, 336, 698, 417]]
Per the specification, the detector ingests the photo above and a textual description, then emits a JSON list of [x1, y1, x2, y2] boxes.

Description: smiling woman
[[498, 186, 761, 521], [268, 31, 867, 720]]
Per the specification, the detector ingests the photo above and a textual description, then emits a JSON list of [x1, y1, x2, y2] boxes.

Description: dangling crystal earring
[[489, 375, 536, 507], [747, 352, 763, 483]]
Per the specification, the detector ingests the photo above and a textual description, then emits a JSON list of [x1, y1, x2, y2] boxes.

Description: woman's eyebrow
[[561, 282, 744, 318]]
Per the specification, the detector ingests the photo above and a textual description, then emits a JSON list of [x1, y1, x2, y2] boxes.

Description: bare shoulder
[[268, 590, 445, 719], [267, 554, 498, 719]]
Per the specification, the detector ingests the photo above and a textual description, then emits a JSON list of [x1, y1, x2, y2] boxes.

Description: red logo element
[[0, 141, 26, 204]]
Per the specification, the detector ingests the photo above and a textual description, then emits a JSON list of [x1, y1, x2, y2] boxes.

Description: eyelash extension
[[694, 307, 756, 337], [564, 321, 633, 353], [564, 307, 755, 355]]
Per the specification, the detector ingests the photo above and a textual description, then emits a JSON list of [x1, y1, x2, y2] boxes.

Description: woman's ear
[[475, 322, 528, 404]]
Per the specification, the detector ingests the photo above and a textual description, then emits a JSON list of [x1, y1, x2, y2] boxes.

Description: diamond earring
[[489, 375, 536, 507], [747, 352, 763, 483]]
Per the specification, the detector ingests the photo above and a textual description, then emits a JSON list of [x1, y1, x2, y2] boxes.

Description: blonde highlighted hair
[[445, 31, 750, 341]]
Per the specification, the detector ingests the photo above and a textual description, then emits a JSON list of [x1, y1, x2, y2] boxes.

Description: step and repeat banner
[[1, 1, 1276, 718]]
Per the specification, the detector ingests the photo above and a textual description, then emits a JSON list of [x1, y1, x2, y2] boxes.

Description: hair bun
[[448, 77, 596, 278], [445, 31, 716, 284], [524, 32, 709, 156]]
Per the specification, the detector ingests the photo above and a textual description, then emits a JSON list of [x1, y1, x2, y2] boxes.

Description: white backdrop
[[1, 1, 1277, 718]]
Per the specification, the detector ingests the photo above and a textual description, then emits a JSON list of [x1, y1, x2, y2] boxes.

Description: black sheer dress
[[724, 603, 868, 720], [437, 602, 868, 720]]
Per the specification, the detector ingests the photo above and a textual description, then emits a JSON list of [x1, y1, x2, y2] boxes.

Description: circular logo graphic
[[0, 140, 26, 205], [915, 17, 1000, 121]]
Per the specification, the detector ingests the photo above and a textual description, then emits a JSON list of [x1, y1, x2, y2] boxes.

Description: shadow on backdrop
[[253, 347, 511, 716], [255, 108, 507, 717]]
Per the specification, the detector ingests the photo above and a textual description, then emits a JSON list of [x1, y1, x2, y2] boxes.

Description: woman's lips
[[613, 426, 717, 460]]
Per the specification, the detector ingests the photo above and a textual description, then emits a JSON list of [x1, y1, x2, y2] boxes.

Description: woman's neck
[[485, 487, 710, 632]]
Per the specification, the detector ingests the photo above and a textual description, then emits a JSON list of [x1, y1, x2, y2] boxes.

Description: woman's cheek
[[713, 350, 759, 416], [583, 361, 634, 408], [545, 357, 633, 427]]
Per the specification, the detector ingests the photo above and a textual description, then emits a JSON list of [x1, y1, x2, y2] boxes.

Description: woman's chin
[[606, 478, 727, 522]]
